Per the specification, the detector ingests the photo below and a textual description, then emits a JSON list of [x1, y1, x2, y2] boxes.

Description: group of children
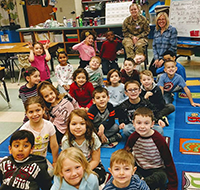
[[1, 29, 200, 190]]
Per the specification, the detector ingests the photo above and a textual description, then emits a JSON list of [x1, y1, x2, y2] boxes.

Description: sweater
[[120, 69, 140, 84], [125, 131, 178, 190], [49, 95, 80, 134], [103, 175, 150, 190], [140, 81, 165, 112], [30, 55, 50, 81], [55, 64, 73, 87], [0, 155, 52, 190], [85, 66, 103, 88], [69, 81, 94, 108], [87, 102, 116, 130], [99, 40, 121, 61], [72, 41, 95, 61], [51, 173, 99, 190], [19, 84, 37, 104]]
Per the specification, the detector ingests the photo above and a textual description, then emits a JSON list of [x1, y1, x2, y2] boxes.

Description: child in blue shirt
[[157, 60, 200, 107], [156, 50, 186, 81]]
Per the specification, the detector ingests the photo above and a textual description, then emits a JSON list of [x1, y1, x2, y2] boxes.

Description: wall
[[16, 0, 26, 27], [55, 0, 82, 23], [16, 0, 164, 28]]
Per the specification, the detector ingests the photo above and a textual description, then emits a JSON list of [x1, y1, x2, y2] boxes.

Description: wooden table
[[0, 42, 58, 82]]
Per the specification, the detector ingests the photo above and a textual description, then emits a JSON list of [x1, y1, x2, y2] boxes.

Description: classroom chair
[[17, 54, 31, 85], [0, 67, 11, 108]]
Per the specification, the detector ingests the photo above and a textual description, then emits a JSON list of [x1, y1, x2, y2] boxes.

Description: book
[[180, 138, 200, 155], [182, 171, 200, 189], [179, 92, 200, 99], [185, 112, 200, 124]]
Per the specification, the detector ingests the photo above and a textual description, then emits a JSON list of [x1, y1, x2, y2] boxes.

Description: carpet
[[173, 78, 200, 190], [0, 78, 200, 190]]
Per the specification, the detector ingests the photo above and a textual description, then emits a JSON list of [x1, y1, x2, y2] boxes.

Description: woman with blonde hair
[[149, 11, 177, 76]]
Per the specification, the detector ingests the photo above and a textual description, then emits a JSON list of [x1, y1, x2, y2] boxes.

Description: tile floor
[[0, 49, 200, 142]]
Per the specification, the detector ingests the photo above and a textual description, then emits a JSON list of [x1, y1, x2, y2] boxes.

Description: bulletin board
[[105, 2, 132, 25], [169, 0, 200, 37]]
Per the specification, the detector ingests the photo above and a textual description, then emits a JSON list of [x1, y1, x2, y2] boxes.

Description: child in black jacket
[[0, 130, 52, 190]]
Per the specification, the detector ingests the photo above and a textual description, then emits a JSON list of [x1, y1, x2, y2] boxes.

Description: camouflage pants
[[122, 37, 148, 59]]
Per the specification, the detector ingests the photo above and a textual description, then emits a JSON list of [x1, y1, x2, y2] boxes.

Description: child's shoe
[[108, 133, 122, 144], [101, 142, 118, 148], [161, 116, 169, 126]]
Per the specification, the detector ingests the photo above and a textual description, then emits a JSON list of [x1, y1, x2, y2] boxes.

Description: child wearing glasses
[[116, 80, 165, 138]]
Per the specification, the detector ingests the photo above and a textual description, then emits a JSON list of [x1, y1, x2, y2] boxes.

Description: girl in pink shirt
[[72, 30, 96, 68], [28, 41, 51, 82], [37, 81, 79, 144]]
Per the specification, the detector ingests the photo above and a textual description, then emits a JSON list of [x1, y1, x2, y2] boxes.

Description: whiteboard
[[169, 0, 200, 37], [105, 2, 132, 25]]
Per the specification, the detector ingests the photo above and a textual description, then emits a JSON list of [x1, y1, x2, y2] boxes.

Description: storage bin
[[0, 30, 20, 43]]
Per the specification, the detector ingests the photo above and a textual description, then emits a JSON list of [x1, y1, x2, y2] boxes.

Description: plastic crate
[[0, 30, 20, 43]]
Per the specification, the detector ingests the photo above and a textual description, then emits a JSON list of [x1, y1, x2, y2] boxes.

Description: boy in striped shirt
[[103, 149, 150, 190], [125, 107, 178, 190]]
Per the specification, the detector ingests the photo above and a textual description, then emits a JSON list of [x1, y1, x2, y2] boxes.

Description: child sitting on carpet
[[69, 68, 94, 110], [140, 70, 175, 124], [117, 80, 165, 138], [51, 147, 99, 190], [37, 81, 79, 144], [87, 86, 122, 147], [157, 60, 200, 107], [0, 130, 52, 189], [55, 50, 73, 93], [20, 96, 59, 171], [103, 149, 149, 190], [106, 69, 128, 108], [125, 107, 178, 190], [120, 58, 140, 84], [156, 50, 186, 81], [19, 66, 40, 123], [85, 56, 103, 88], [61, 109, 106, 185]]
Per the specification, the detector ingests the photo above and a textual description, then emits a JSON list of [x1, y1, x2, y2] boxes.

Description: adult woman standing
[[149, 12, 177, 76], [122, 3, 150, 60]]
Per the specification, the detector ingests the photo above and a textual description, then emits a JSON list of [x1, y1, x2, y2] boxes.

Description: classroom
[[0, 0, 200, 190]]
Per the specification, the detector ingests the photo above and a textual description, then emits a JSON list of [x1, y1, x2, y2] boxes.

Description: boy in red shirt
[[100, 31, 123, 75]]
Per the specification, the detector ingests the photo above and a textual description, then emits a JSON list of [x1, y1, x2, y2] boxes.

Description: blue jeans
[[104, 123, 119, 138], [123, 123, 163, 139]]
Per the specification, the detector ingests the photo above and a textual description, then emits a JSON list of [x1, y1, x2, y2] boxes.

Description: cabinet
[[17, 25, 123, 56]]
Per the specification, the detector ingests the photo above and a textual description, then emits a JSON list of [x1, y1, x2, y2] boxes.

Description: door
[[25, 0, 55, 26]]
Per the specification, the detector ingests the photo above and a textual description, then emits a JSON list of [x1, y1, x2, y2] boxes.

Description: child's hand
[[98, 125, 105, 137], [144, 91, 153, 99], [28, 42, 33, 50], [63, 85, 70, 91], [132, 36, 138, 44], [100, 134, 108, 144], [119, 123, 125, 129], [158, 119, 166, 128], [116, 49, 124, 55], [191, 102, 200, 107], [157, 59, 164, 68], [44, 41, 50, 50], [153, 59, 159, 66]]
